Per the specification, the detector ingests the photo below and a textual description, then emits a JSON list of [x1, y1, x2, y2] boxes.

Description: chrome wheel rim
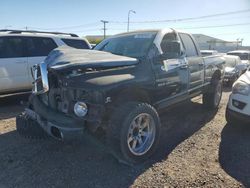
[[127, 113, 156, 156], [214, 81, 222, 106]]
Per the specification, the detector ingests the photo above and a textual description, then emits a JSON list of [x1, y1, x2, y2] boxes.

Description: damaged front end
[[22, 62, 106, 141]]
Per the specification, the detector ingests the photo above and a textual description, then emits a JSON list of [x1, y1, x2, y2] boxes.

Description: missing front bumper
[[24, 108, 85, 141]]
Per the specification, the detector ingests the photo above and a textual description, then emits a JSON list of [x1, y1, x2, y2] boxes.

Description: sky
[[1, 0, 250, 45]]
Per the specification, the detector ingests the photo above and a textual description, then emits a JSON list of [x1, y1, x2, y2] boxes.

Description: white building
[[193, 34, 243, 53]]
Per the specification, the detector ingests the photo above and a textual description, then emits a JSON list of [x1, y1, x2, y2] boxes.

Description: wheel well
[[212, 70, 222, 81]]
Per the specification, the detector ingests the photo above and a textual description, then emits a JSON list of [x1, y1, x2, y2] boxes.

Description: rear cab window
[[61, 39, 90, 49], [179, 33, 198, 57]]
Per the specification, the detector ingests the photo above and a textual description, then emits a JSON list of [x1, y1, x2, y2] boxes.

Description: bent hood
[[45, 46, 139, 71]]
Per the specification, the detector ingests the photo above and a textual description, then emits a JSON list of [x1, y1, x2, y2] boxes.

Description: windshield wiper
[[111, 52, 124, 56]]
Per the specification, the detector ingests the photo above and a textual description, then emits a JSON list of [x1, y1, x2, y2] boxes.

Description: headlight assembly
[[232, 81, 250, 96], [74, 101, 88, 117]]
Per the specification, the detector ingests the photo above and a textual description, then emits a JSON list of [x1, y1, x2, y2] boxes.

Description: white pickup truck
[[0, 30, 91, 94]]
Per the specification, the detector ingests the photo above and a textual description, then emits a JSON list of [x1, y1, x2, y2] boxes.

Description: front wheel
[[108, 102, 161, 164], [203, 79, 222, 109]]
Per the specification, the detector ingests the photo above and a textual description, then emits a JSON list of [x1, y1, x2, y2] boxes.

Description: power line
[[74, 22, 250, 34], [28, 22, 100, 30], [111, 22, 250, 31], [180, 22, 250, 29], [109, 9, 250, 24], [214, 31, 250, 36], [69, 28, 102, 32], [109, 15, 250, 25]]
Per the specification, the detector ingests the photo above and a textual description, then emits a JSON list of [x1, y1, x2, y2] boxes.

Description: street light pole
[[127, 10, 136, 32]]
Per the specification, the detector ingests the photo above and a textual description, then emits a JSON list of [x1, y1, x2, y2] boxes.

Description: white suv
[[226, 69, 250, 124], [0, 30, 91, 94]]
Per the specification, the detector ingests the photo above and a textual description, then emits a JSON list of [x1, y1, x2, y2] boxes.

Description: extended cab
[[16, 29, 225, 164]]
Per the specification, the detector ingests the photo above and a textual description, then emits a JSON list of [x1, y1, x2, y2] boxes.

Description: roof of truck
[[114, 28, 189, 37], [227, 50, 250, 54]]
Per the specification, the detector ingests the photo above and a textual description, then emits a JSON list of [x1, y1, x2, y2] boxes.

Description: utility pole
[[101, 20, 108, 39], [240, 38, 244, 47], [236, 38, 239, 50], [127, 10, 136, 32]]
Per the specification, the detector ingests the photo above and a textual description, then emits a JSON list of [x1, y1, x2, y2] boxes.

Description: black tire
[[16, 113, 49, 139], [203, 79, 222, 109], [225, 109, 238, 125], [107, 102, 161, 164]]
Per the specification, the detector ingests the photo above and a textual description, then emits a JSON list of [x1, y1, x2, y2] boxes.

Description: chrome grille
[[32, 62, 49, 95]]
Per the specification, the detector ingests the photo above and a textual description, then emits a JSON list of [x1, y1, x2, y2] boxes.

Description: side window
[[160, 32, 177, 54], [27, 37, 57, 57], [0, 37, 26, 58], [61, 39, 90, 49], [179, 34, 198, 57], [0, 38, 5, 58]]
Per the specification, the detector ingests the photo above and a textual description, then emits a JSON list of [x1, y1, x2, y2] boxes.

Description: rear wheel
[[203, 79, 222, 109], [107, 102, 161, 164]]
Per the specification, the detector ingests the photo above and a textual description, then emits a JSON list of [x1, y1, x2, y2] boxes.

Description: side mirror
[[161, 41, 182, 58]]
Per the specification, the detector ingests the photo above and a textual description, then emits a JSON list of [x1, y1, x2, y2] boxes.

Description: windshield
[[94, 32, 157, 58], [227, 52, 249, 60]]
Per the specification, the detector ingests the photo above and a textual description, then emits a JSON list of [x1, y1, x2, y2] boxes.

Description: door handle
[[15, 61, 26, 64], [198, 63, 204, 66]]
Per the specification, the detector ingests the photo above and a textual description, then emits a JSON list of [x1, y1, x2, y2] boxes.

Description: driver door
[[152, 32, 189, 105]]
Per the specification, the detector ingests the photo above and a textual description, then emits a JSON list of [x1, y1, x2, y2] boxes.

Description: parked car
[[16, 29, 225, 164], [227, 50, 250, 66], [200, 50, 218, 57], [0, 30, 91, 94], [226, 69, 250, 125], [223, 55, 246, 85]]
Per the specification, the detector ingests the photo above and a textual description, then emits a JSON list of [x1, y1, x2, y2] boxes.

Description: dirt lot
[[0, 90, 249, 188]]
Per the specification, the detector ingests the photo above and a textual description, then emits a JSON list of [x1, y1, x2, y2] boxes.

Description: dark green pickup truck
[[17, 29, 225, 164]]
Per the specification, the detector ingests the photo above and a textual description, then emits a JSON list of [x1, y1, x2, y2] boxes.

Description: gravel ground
[[0, 90, 249, 188]]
